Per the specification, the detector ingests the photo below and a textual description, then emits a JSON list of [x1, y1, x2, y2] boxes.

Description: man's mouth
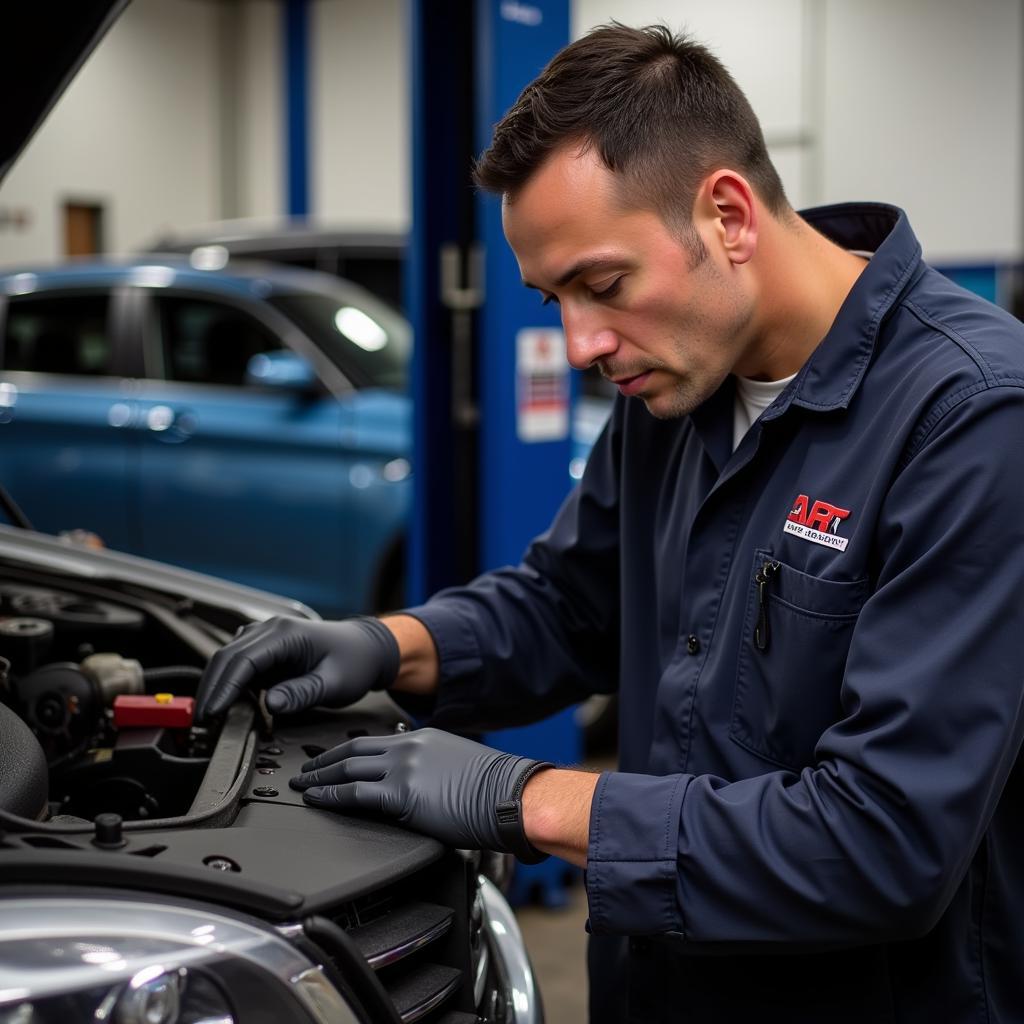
[[611, 371, 652, 396]]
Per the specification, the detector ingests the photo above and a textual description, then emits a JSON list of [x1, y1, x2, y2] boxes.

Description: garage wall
[[0, 0, 225, 267], [0, 1, 1019, 267], [311, 0, 410, 229], [230, 0, 285, 222], [819, 0, 1022, 262], [573, 0, 1023, 262]]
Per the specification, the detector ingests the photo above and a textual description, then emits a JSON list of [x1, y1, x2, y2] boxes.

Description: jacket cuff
[[397, 603, 486, 719], [586, 770, 690, 935]]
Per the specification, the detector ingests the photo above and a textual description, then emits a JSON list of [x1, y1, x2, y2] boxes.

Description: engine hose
[[142, 666, 203, 686]]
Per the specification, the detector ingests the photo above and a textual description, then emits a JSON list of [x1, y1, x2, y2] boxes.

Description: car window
[[157, 295, 282, 387], [267, 289, 409, 390], [3, 292, 112, 375]]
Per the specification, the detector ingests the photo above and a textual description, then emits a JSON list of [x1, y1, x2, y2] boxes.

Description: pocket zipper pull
[[754, 559, 781, 651]]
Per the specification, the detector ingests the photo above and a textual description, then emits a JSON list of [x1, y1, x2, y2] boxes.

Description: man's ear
[[696, 170, 758, 266]]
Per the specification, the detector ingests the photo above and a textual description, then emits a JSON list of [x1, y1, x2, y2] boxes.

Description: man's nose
[[562, 305, 618, 370]]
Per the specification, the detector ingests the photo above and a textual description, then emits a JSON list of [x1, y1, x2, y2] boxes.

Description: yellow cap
[[154, 693, 174, 704]]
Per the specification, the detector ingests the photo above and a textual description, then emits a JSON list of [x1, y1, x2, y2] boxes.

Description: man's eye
[[591, 277, 622, 300]]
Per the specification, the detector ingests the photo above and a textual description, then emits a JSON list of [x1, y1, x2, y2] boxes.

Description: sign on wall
[[515, 327, 569, 442]]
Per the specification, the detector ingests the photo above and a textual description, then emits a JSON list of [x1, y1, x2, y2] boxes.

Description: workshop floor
[[517, 880, 590, 1023]]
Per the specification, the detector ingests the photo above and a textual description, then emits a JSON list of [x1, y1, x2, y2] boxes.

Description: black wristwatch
[[495, 760, 554, 864]]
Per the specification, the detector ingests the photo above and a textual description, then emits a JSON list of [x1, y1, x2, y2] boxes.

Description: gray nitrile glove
[[290, 728, 553, 862], [194, 616, 399, 721]]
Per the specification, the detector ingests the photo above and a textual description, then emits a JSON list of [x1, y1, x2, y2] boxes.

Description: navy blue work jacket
[[409, 204, 1024, 1023]]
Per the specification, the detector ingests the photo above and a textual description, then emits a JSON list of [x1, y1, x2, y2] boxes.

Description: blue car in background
[[0, 259, 414, 617], [0, 258, 608, 617]]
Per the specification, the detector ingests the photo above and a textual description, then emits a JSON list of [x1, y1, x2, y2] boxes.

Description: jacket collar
[[762, 202, 923, 418]]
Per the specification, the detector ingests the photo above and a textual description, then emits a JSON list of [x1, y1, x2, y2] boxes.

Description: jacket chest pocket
[[730, 548, 868, 771]]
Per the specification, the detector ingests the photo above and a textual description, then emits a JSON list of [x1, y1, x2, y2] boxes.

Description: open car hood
[[1, 2, 128, 183], [0, 521, 317, 624]]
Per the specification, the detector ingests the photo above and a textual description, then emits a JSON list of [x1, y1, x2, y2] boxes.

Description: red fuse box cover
[[113, 694, 194, 728]]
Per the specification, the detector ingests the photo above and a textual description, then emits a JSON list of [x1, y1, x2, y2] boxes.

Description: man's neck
[[738, 210, 868, 382]]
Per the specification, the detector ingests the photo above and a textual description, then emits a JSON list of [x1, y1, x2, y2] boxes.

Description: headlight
[[0, 964, 225, 1024], [0, 899, 358, 1024]]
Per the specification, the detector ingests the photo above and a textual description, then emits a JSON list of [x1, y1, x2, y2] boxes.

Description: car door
[[0, 286, 140, 550], [133, 287, 353, 614]]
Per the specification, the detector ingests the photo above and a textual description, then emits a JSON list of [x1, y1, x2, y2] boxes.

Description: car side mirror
[[244, 350, 318, 392]]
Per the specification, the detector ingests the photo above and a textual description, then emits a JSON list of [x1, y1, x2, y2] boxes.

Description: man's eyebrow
[[522, 254, 624, 291]]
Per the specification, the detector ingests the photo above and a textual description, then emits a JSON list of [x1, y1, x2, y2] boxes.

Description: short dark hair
[[474, 23, 789, 233]]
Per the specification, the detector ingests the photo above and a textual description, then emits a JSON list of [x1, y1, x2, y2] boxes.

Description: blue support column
[[283, 0, 310, 218], [474, 0, 577, 907], [407, 0, 479, 603], [410, 0, 577, 906], [475, 1, 573, 567]]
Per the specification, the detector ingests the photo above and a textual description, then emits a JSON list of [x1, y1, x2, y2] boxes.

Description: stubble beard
[[641, 259, 753, 421], [642, 369, 726, 420]]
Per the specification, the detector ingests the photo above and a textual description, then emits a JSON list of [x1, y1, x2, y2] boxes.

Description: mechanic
[[196, 24, 1024, 1024]]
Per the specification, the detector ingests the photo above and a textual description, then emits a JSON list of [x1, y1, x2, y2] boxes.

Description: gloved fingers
[[230, 617, 310, 673], [290, 754, 387, 791], [195, 642, 255, 721], [194, 614, 280, 720], [300, 734, 392, 772], [195, 618, 296, 720], [302, 781, 380, 813], [264, 672, 328, 714]]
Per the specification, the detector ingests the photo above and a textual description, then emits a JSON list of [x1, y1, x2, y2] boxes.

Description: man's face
[[502, 144, 757, 419]]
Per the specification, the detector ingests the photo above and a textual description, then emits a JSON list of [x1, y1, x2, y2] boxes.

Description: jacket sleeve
[[587, 385, 1024, 944], [400, 400, 624, 732]]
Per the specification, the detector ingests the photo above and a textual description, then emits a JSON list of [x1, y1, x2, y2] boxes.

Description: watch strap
[[495, 760, 554, 863]]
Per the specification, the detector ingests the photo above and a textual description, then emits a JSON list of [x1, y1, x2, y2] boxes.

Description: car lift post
[[408, 0, 579, 905]]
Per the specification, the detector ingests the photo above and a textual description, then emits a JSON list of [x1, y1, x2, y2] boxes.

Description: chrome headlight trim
[[0, 897, 358, 1024], [477, 875, 544, 1024]]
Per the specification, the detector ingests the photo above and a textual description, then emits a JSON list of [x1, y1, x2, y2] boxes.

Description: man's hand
[[290, 728, 552, 861], [194, 616, 399, 721]]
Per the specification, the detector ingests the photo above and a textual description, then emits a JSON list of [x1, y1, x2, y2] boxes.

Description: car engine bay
[[1, 578, 215, 822], [0, 559, 532, 1024]]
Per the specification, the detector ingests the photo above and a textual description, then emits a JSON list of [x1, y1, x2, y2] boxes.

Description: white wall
[[0, 0, 225, 266], [819, 0, 1021, 262], [311, 0, 409, 229], [231, 0, 285, 221], [0, 0, 1019, 267]]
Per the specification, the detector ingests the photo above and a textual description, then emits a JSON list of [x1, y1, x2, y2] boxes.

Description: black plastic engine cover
[[0, 701, 47, 819]]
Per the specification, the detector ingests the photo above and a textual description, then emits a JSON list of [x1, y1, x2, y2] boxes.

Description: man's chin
[[638, 380, 712, 419], [638, 387, 702, 421]]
